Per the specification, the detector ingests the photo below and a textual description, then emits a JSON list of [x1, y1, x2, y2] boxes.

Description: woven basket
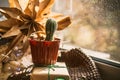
[[61, 48, 102, 80]]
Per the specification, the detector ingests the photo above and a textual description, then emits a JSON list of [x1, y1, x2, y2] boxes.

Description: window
[[54, 0, 120, 63], [0, 0, 120, 63]]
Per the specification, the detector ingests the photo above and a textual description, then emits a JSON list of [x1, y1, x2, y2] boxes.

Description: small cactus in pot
[[29, 18, 60, 65], [45, 18, 58, 41]]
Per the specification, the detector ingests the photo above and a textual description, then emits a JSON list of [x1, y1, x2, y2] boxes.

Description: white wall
[[0, 0, 9, 7]]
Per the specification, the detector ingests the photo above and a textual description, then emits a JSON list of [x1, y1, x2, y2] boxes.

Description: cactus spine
[[45, 18, 57, 41]]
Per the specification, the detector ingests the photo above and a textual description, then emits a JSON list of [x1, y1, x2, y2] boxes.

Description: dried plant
[[0, 0, 71, 62]]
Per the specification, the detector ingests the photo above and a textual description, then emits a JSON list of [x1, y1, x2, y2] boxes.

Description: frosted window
[[54, 0, 120, 62]]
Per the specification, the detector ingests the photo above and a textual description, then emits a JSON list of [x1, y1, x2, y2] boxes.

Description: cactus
[[45, 18, 57, 41]]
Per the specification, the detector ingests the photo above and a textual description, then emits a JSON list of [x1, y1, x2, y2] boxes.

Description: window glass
[[54, 0, 120, 62]]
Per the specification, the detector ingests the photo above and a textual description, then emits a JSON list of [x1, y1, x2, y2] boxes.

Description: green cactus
[[45, 18, 57, 41]]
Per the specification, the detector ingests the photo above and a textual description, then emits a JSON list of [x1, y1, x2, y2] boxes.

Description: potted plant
[[29, 18, 60, 66]]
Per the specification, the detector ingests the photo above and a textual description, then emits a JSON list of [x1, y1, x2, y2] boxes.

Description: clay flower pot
[[29, 38, 60, 66]]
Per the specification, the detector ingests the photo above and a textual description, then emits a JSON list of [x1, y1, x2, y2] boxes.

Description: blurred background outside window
[[54, 0, 120, 63]]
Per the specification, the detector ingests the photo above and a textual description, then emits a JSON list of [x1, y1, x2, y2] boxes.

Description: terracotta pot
[[29, 38, 60, 66]]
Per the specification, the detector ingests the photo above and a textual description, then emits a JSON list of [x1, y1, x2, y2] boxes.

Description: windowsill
[[61, 43, 120, 68]]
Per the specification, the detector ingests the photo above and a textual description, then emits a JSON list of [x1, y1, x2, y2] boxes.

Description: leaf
[[2, 25, 21, 38], [0, 11, 11, 19], [9, 0, 22, 10], [0, 7, 23, 19], [0, 18, 22, 29], [0, 26, 10, 32], [36, 0, 54, 19], [18, 0, 29, 11], [19, 23, 29, 30], [19, 21, 44, 36], [0, 29, 7, 33], [34, 22, 45, 31], [24, 0, 39, 19], [19, 14, 32, 22], [57, 16, 71, 30], [20, 23, 34, 36]]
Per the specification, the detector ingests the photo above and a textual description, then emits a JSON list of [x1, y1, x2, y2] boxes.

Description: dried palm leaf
[[0, 0, 71, 62]]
